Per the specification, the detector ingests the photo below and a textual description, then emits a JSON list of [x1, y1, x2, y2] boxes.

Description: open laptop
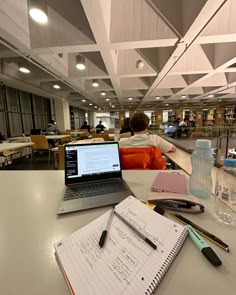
[[57, 141, 133, 214]]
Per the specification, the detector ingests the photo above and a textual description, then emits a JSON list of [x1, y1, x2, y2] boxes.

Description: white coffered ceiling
[[0, 0, 236, 111]]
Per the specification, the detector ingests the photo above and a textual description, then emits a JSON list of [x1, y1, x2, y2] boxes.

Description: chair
[[92, 134, 110, 141], [119, 147, 166, 170], [30, 135, 53, 166], [0, 149, 21, 168], [79, 129, 90, 139], [119, 132, 132, 139], [59, 131, 71, 144]]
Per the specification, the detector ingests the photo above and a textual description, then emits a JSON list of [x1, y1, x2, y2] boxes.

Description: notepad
[[54, 196, 187, 295], [151, 172, 188, 194]]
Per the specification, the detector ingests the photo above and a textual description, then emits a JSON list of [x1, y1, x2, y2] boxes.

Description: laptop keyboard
[[64, 180, 128, 201]]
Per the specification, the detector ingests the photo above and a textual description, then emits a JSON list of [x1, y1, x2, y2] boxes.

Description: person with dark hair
[[119, 112, 176, 153], [45, 119, 60, 135], [95, 120, 106, 134], [80, 121, 90, 132], [120, 118, 134, 136]]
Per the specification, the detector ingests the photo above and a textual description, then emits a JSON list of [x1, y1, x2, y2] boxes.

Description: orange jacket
[[119, 147, 166, 170]]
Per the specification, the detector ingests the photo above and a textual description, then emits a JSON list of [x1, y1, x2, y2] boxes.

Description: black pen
[[169, 213, 229, 252], [114, 210, 157, 250], [99, 207, 115, 248]]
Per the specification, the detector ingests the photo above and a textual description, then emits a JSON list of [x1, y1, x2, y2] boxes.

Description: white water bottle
[[189, 139, 214, 199]]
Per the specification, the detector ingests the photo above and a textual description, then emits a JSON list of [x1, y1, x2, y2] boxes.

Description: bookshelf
[[224, 107, 236, 125]]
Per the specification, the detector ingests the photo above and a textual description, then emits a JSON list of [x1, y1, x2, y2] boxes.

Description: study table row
[[0, 168, 235, 295]]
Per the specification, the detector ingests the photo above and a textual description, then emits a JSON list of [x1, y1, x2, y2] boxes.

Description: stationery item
[[186, 225, 222, 267], [148, 195, 204, 214], [55, 196, 188, 295], [114, 210, 157, 250], [99, 207, 115, 248], [151, 172, 188, 194], [57, 141, 133, 214], [169, 213, 229, 252]]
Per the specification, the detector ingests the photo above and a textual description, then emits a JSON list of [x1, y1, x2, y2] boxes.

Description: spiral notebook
[[54, 196, 187, 295]]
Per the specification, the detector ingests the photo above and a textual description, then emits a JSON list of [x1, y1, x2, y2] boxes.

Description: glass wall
[[0, 85, 51, 137]]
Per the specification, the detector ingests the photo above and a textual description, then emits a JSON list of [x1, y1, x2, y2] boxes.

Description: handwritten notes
[[55, 196, 187, 295]]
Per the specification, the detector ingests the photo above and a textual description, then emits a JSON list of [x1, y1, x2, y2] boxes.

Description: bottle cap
[[195, 139, 211, 149], [223, 158, 236, 167]]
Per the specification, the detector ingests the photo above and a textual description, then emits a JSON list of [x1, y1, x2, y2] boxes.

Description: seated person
[[96, 120, 106, 134], [44, 120, 60, 135], [178, 118, 188, 138], [80, 121, 90, 132], [120, 118, 134, 137], [119, 112, 176, 153]]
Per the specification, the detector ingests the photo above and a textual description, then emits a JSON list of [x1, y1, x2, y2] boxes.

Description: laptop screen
[[65, 142, 122, 185]]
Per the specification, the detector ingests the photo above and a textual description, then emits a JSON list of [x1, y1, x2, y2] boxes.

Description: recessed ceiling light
[[98, 108, 101, 110], [82, 99, 86, 102], [106, 98, 110, 101], [166, 103, 169, 106], [128, 97, 133, 101], [75, 55, 86, 70], [100, 91, 106, 96], [19, 67, 31, 74], [89, 103, 93, 106], [92, 79, 99, 87], [112, 105, 115, 108], [53, 84, 60, 89], [29, 4, 48, 24], [181, 95, 186, 98], [208, 94, 214, 98], [94, 106, 98, 108], [155, 96, 160, 100]]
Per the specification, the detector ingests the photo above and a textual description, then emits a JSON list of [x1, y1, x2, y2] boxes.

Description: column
[[195, 108, 203, 126], [215, 107, 225, 126], [119, 111, 125, 128], [54, 99, 70, 131]]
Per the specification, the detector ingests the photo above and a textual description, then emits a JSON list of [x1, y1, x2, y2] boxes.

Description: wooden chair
[[119, 132, 132, 139], [79, 129, 90, 139], [30, 135, 53, 166], [92, 134, 110, 141], [0, 149, 21, 167], [59, 131, 71, 144]]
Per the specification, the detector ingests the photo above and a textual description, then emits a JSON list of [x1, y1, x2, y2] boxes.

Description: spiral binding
[[145, 227, 188, 295]]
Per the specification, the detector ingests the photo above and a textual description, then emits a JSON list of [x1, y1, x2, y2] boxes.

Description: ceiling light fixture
[[19, 66, 31, 74], [75, 55, 86, 70], [166, 103, 169, 106], [112, 105, 115, 108], [208, 94, 214, 98], [100, 91, 106, 96], [155, 96, 160, 100], [53, 84, 60, 89], [82, 99, 86, 102], [29, 0, 48, 24], [106, 98, 110, 101], [92, 79, 99, 87], [128, 97, 133, 101], [89, 103, 93, 106], [181, 95, 186, 98], [136, 60, 144, 69], [94, 106, 98, 108]]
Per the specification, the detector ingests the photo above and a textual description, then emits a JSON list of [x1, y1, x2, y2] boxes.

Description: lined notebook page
[[55, 196, 187, 295]]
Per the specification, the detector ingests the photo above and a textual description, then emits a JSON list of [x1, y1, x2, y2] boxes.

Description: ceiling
[[0, 0, 236, 111]]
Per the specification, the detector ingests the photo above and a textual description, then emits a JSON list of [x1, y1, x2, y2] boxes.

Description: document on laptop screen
[[65, 144, 121, 178]]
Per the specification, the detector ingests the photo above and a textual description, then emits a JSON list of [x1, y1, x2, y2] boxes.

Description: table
[[0, 170, 235, 295], [45, 135, 70, 140], [0, 142, 34, 152]]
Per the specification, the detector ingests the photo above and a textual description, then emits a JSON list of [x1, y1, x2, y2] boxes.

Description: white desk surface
[[0, 142, 34, 152], [45, 135, 70, 140], [70, 131, 87, 135], [0, 170, 235, 295]]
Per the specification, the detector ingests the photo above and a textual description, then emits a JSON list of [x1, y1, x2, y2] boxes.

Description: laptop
[[57, 141, 134, 214]]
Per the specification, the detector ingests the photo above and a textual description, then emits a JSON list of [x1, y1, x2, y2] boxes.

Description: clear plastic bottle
[[214, 158, 236, 226], [189, 139, 215, 199]]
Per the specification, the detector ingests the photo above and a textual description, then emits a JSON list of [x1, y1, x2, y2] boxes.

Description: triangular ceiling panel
[[182, 73, 206, 85], [150, 0, 207, 37], [170, 45, 214, 74], [158, 75, 188, 88], [120, 77, 148, 90], [203, 86, 220, 93], [140, 76, 156, 87], [110, 0, 178, 42], [117, 49, 157, 76], [193, 73, 227, 87], [139, 46, 175, 72]]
